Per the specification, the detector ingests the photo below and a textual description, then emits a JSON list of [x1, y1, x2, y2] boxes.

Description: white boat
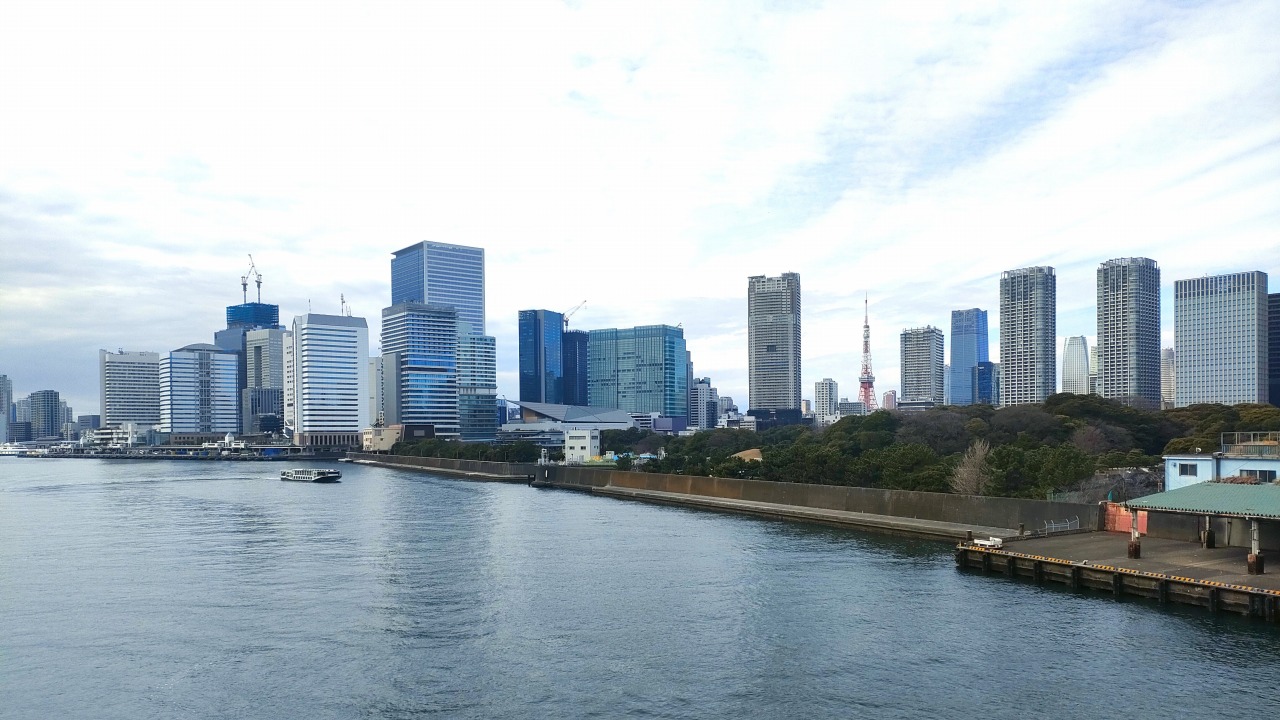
[[280, 468, 342, 483]]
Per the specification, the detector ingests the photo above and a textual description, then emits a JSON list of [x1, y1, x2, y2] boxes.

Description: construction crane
[[240, 254, 263, 303], [563, 300, 587, 330]]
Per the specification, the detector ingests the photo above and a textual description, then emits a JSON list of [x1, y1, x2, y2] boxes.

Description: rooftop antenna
[[340, 293, 352, 317]]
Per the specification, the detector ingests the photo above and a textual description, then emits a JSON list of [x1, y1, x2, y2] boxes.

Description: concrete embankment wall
[[349, 453, 537, 479], [540, 466, 1099, 531]]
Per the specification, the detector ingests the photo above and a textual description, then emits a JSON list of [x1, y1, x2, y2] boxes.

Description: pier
[[957, 532, 1280, 620]]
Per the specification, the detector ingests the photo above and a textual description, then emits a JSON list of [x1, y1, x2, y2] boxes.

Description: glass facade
[[518, 309, 564, 404], [1174, 272, 1268, 406], [747, 273, 802, 411], [1061, 336, 1089, 395], [458, 335, 497, 442], [160, 345, 239, 433], [381, 303, 459, 435], [226, 302, 280, 329], [948, 309, 988, 406], [1097, 257, 1161, 408], [563, 330, 589, 406], [290, 315, 370, 435], [900, 327, 945, 404], [973, 361, 1000, 406], [391, 242, 485, 335], [588, 325, 688, 417]]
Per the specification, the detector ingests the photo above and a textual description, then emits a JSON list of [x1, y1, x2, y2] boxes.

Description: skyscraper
[[99, 350, 161, 428], [391, 241, 486, 334], [999, 266, 1056, 406], [1269, 293, 1279, 407], [949, 309, 988, 406], [28, 390, 62, 439], [562, 330, 589, 406], [289, 314, 370, 446], [588, 325, 689, 418], [518, 309, 564, 404], [747, 273, 801, 414], [0, 374, 10, 443], [215, 289, 282, 432], [160, 344, 239, 433], [1161, 348, 1176, 409], [689, 377, 719, 429], [1097, 257, 1161, 408], [457, 334, 497, 442], [974, 362, 1000, 405], [242, 328, 285, 433], [1061, 337, 1089, 395], [900, 326, 945, 406], [1174, 271, 1268, 406], [381, 303, 458, 436], [814, 378, 838, 417]]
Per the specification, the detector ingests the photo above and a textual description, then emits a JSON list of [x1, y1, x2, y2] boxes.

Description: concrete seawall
[[348, 453, 537, 481], [535, 465, 1098, 536]]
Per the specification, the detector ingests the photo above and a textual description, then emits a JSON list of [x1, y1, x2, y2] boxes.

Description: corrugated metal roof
[[1126, 483, 1280, 519]]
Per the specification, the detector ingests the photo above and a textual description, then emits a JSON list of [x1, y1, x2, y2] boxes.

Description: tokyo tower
[[857, 296, 878, 411]]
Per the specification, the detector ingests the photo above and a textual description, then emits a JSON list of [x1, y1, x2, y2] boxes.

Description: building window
[[1241, 469, 1277, 482], [1178, 464, 1198, 477]]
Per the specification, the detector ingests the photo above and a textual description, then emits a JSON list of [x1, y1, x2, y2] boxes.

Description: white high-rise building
[[160, 344, 239, 433], [457, 334, 498, 442], [1061, 337, 1089, 395], [999, 266, 1056, 406], [900, 326, 945, 405], [1097, 257, 1161, 408], [814, 378, 838, 417], [1161, 348, 1176, 409], [747, 273, 801, 413], [689, 377, 719, 429], [289, 314, 370, 446], [99, 350, 161, 428], [368, 357, 384, 427], [1175, 271, 1268, 406]]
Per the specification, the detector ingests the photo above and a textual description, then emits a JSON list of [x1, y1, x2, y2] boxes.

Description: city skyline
[[2, 2, 1279, 416]]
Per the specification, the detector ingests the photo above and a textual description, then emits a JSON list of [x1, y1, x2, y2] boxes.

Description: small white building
[[564, 428, 601, 464], [1164, 432, 1280, 491]]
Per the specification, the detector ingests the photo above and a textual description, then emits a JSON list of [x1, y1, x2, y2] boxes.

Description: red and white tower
[[857, 296, 878, 412]]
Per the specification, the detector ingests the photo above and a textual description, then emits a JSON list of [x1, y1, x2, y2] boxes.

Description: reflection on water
[[2, 459, 1277, 719]]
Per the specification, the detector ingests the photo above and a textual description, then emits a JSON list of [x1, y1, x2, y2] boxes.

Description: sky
[[1, 0, 1278, 418]]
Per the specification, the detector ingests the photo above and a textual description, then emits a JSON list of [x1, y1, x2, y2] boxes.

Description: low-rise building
[[564, 428, 601, 464], [1164, 432, 1280, 491]]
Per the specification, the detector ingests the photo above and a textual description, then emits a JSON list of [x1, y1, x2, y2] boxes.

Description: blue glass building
[[226, 302, 280, 329], [518, 310, 564, 404], [973, 361, 1000, 406], [391, 242, 486, 335], [949, 308, 988, 406], [458, 335, 498, 442], [588, 325, 688, 418], [563, 330, 589, 406], [381, 303, 459, 436]]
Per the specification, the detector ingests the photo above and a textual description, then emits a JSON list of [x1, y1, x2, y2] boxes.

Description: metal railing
[[1040, 516, 1080, 534]]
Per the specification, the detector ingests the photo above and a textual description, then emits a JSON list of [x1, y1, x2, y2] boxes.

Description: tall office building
[[160, 344, 239, 433], [367, 357, 385, 426], [689, 377, 719, 429], [882, 390, 898, 410], [974, 362, 1000, 405], [1096, 257, 1161, 408], [518, 309, 564, 404], [381, 303, 458, 436], [747, 273, 801, 414], [215, 295, 281, 432], [28, 390, 62, 439], [1161, 348, 1176, 409], [391, 241, 486, 334], [900, 326, 945, 405], [999, 266, 1056, 406], [563, 330, 589, 406], [1061, 337, 1089, 395], [457, 334, 498, 442], [289, 314, 370, 446], [1269, 293, 1280, 407], [814, 378, 838, 417], [949, 309, 988, 406], [99, 350, 161, 428], [1088, 347, 1099, 395], [588, 325, 689, 418], [242, 328, 285, 434], [0, 374, 12, 443], [1174, 271, 1269, 406]]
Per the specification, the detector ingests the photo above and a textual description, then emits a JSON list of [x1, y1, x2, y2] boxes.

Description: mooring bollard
[[1128, 541, 1141, 559], [1248, 553, 1265, 575]]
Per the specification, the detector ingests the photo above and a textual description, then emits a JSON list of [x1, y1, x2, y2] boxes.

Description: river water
[[2, 459, 1276, 719]]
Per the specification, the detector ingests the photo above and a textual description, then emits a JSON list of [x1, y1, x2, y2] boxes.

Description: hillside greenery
[[392, 396, 1280, 498]]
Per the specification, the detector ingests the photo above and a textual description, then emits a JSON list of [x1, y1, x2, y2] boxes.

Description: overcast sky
[[2, 0, 1278, 418]]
